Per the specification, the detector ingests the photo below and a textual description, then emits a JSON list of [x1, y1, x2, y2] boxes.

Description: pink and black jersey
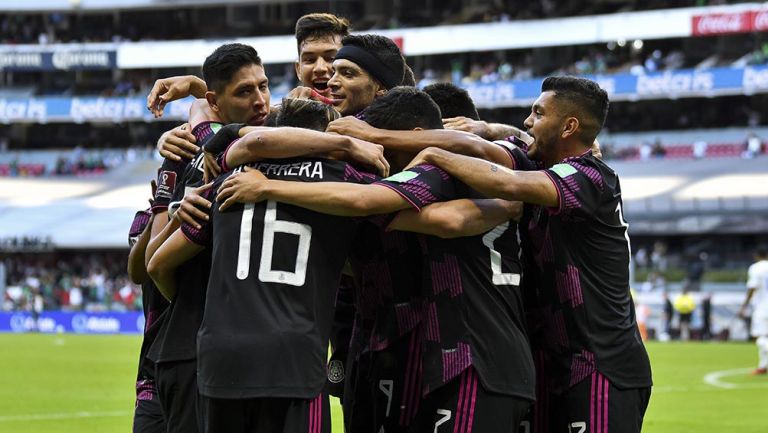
[[182, 158, 378, 400], [509, 149, 652, 394], [346, 219, 424, 356], [146, 122, 219, 365], [377, 165, 535, 401]]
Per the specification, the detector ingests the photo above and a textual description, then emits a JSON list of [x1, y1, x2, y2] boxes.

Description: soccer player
[[216, 87, 534, 433], [145, 13, 351, 117], [738, 246, 768, 375], [127, 196, 169, 433], [147, 116, 386, 433], [142, 43, 270, 433], [327, 34, 405, 116], [406, 76, 653, 433]]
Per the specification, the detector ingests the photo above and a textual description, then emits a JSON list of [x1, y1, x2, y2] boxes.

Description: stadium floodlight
[[633, 39, 645, 50]]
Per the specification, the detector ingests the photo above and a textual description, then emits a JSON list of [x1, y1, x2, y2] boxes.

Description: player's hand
[[202, 151, 221, 184], [286, 86, 334, 105], [404, 147, 444, 171], [157, 123, 198, 161], [443, 117, 491, 138], [146, 75, 205, 118], [204, 123, 245, 156], [217, 167, 269, 211], [346, 137, 390, 177], [148, 179, 157, 207], [326, 116, 376, 140], [174, 182, 213, 229]]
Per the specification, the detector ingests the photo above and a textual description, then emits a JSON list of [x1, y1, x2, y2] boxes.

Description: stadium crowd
[[0, 0, 709, 44], [1, 253, 141, 312]]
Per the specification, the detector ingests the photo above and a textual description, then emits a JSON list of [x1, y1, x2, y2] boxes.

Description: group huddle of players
[[125, 12, 653, 433]]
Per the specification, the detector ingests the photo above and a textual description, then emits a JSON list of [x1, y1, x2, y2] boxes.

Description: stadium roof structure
[[0, 155, 765, 248], [614, 156, 768, 235]]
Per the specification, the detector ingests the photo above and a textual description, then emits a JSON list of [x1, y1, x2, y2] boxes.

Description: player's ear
[[562, 116, 579, 140], [294, 60, 301, 82], [205, 91, 220, 113]]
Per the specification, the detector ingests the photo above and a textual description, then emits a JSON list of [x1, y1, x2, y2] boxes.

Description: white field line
[[703, 368, 768, 389], [0, 410, 130, 422]]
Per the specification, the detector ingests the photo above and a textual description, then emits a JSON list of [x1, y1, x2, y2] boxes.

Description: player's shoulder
[[555, 151, 617, 191], [751, 260, 768, 274]]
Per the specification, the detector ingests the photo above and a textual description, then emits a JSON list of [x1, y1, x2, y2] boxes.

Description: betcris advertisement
[[0, 311, 145, 334], [464, 65, 768, 107], [3, 65, 768, 122]]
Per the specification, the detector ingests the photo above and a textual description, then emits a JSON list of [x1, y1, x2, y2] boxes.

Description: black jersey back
[[147, 122, 217, 364], [182, 157, 377, 399], [377, 165, 535, 400], [347, 218, 424, 357], [509, 148, 652, 393]]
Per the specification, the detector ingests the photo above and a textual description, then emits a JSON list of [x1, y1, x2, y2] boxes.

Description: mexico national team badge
[[328, 359, 345, 383]]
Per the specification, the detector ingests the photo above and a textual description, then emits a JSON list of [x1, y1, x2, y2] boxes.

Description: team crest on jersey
[[383, 170, 418, 183], [327, 360, 345, 383], [156, 170, 177, 199]]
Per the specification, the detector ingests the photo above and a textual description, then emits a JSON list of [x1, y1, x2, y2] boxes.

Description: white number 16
[[236, 200, 312, 286]]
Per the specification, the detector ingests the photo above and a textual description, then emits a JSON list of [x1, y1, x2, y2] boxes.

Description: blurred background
[[0, 1, 767, 432]]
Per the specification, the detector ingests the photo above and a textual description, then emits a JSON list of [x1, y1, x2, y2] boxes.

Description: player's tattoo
[[490, 164, 498, 172]]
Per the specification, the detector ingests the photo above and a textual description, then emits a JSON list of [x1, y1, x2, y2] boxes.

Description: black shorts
[[199, 393, 330, 433], [133, 381, 165, 433], [411, 366, 531, 433], [155, 359, 200, 433], [343, 329, 423, 433], [526, 371, 651, 433]]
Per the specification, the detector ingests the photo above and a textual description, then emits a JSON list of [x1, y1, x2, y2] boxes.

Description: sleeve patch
[[384, 171, 419, 183], [551, 163, 578, 179]]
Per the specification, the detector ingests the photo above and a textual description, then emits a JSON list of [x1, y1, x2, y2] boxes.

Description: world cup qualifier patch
[[156, 171, 177, 200], [383, 170, 419, 183], [551, 163, 578, 178], [327, 360, 345, 384]]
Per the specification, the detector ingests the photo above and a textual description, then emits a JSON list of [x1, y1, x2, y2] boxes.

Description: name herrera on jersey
[[250, 161, 324, 179]]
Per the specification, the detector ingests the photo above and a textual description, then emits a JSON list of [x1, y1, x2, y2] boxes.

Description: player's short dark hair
[[756, 245, 768, 258], [423, 82, 480, 120], [276, 98, 340, 132], [295, 13, 350, 53], [362, 86, 442, 131], [541, 76, 609, 143], [340, 34, 405, 89], [202, 43, 262, 93], [401, 64, 416, 87]]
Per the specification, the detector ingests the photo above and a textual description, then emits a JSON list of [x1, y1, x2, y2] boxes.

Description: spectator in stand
[[693, 139, 708, 159], [651, 138, 667, 158], [743, 132, 763, 158]]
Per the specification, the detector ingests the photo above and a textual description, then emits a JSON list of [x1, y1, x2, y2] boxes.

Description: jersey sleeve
[[543, 159, 605, 217], [152, 159, 189, 214], [374, 164, 457, 211], [128, 209, 151, 246], [495, 136, 539, 172], [179, 182, 218, 246]]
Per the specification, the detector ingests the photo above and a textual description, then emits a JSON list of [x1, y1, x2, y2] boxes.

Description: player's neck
[[544, 141, 590, 167]]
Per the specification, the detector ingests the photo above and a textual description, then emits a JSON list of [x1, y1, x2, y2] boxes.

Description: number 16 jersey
[[182, 157, 377, 399]]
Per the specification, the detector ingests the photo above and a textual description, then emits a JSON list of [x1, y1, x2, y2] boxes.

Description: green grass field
[[0, 335, 766, 433]]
